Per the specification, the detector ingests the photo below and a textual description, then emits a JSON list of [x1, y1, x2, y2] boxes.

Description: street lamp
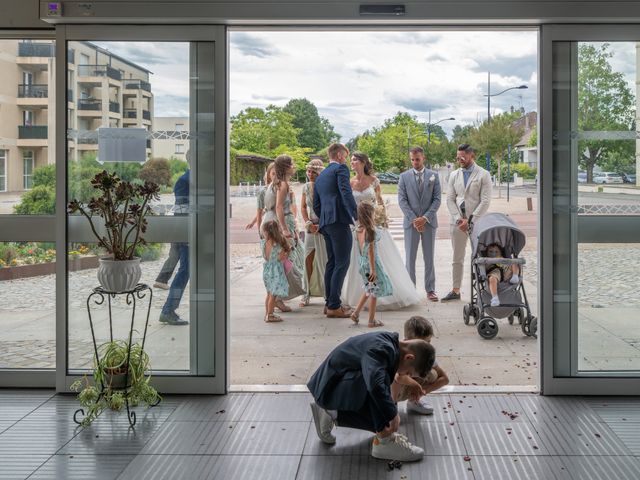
[[484, 71, 528, 124], [426, 110, 455, 145]]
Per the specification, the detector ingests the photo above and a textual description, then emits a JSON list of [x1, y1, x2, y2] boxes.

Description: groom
[[398, 147, 442, 302], [313, 143, 357, 318]]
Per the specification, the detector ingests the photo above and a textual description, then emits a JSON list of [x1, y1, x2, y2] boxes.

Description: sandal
[[275, 299, 292, 312], [299, 294, 310, 307], [368, 319, 384, 328], [350, 312, 360, 325], [265, 313, 283, 323]]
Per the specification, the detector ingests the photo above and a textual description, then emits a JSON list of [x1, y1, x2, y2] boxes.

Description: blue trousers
[[321, 223, 352, 310], [161, 243, 189, 315]]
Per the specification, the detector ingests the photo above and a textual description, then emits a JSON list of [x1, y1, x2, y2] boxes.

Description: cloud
[[470, 55, 537, 84], [252, 94, 289, 101], [347, 59, 381, 76], [385, 32, 443, 46], [385, 92, 450, 113], [324, 101, 363, 108], [154, 94, 189, 117], [91, 41, 188, 70], [426, 53, 448, 62], [230, 32, 279, 58]]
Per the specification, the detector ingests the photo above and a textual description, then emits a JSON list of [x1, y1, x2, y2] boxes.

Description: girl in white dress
[[341, 152, 420, 310]]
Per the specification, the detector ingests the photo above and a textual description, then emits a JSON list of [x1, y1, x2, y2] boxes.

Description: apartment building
[[0, 40, 153, 193], [151, 116, 189, 160]]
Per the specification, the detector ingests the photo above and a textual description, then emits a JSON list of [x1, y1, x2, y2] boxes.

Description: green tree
[[283, 98, 339, 151], [230, 105, 300, 155], [140, 158, 172, 187], [578, 43, 635, 181], [13, 185, 55, 215]]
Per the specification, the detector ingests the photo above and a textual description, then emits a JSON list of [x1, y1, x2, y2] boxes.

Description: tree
[[283, 98, 339, 152], [578, 43, 635, 181], [140, 158, 172, 187], [230, 105, 300, 156]]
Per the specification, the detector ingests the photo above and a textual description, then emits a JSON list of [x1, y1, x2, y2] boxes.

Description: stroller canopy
[[470, 213, 526, 258]]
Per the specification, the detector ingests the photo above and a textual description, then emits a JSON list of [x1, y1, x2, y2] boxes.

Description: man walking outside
[[313, 143, 357, 318], [398, 147, 441, 302], [441, 144, 492, 302], [159, 159, 191, 325]]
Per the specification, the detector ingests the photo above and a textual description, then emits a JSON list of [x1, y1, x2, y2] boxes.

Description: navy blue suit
[[313, 162, 357, 309], [307, 331, 400, 433]]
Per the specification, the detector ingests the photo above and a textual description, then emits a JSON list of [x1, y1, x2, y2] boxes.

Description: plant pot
[[97, 257, 141, 293], [103, 368, 130, 389]]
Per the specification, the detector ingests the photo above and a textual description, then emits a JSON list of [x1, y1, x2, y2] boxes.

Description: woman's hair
[[352, 151, 373, 176], [264, 162, 275, 184], [274, 155, 293, 185], [357, 202, 376, 244], [262, 220, 290, 254]]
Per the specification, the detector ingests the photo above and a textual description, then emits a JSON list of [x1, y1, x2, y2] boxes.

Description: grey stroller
[[462, 212, 537, 339]]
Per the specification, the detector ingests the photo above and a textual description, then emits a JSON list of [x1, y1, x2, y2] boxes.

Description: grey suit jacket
[[397, 168, 441, 230]]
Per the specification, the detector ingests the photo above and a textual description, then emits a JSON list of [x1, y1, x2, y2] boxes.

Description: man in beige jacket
[[441, 144, 492, 302]]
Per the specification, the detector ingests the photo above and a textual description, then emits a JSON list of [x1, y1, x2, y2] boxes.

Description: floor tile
[[401, 420, 467, 456], [167, 394, 252, 422], [517, 395, 602, 424], [239, 393, 313, 422], [0, 418, 80, 455], [0, 454, 50, 480], [450, 394, 526, 422], [587, 398, 640, 423], [219, 421, 310, 455], [604, 422, 640, 455], [398, 394, 456, 423], [458, 421, 548, 456], [534, 419, 632, 456], [303, 423, 374, 456], [139, 421, 234, 455], [561, 455, 640, 480], [28, 454, 135, 480], [471, 455, 572, 480]]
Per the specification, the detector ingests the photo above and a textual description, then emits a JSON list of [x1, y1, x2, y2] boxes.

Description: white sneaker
[[406, 398, 434, 415], [371, 433, 424, 461], [510, 274, 520, 285], [154, 281, 169, 290], [310, 402, 336, 444], [490, 296, 500, 307]]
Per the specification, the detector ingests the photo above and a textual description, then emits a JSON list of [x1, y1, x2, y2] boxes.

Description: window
[[23, 151, 34, 190], [0, 150, 6, 192], [175, 123, 185, 131], [23, 110, 33, 127], [175, 143, 185, 154]]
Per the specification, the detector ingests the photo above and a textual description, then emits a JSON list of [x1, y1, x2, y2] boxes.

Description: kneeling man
[[307, 331, 435, 461]]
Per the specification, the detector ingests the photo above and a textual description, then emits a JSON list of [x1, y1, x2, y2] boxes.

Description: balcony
[[123, 79, 151, 93], [19, 125, 48, 139], [18, 42, 54, 57], [142, 110, 151, 121], [78, 99, 101, 111], [124, 109, 137, 119], [18, 84, 48, 98], [68, 89, 73, 102], [77, 65, 122, 82], [67, 49, 75, 64], [109, 102, 120, 114]]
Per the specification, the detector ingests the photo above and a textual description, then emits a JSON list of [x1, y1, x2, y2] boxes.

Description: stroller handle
[[473, 257, 526, 266]]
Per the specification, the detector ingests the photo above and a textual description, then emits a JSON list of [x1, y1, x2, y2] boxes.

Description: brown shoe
[[326, 306, 352, 318], [427, 291, 439, 302]]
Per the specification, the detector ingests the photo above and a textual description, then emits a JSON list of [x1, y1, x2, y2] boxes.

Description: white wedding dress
[[341, 181, 421, 310]]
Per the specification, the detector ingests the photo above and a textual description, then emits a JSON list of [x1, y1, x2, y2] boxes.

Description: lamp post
[[426, 110, 455, 145], [483, 71, 528, 197]]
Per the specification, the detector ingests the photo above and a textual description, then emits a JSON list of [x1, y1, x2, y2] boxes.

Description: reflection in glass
[[578, 243, 640, 372], [0, 242, 55, 369]]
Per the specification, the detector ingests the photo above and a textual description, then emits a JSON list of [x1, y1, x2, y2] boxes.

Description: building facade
[[151, 116, 189, 160], [0, 40, 153, 193]]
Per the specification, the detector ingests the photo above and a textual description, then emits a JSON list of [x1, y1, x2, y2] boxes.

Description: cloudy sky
[[94, 35, 637, 142]]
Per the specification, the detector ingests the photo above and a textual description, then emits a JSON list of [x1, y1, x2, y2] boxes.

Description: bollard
[[526, 197, 533, 211]]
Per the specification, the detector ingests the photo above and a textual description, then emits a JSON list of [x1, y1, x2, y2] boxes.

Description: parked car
[[622, 173, 637, 184], [577, 171, 587, 183], [593, 172, 624, 184], [377, 172, 399, 184]]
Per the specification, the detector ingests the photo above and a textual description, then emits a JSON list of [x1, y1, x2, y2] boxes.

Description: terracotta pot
[[97, 257, 141, 292]]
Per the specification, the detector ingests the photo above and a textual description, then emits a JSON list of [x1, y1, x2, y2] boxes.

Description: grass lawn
[[380, 183, 399, 195]]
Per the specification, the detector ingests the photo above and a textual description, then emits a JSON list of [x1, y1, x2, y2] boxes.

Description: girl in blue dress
[[350, 202, 393, 328], [262, 220, 291, 323]]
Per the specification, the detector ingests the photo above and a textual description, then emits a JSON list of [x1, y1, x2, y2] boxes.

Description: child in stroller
[[485, 242, 521, 306]]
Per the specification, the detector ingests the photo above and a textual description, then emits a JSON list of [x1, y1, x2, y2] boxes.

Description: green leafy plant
[[67, 171, 160, 260], [71, 340, 161, 426]]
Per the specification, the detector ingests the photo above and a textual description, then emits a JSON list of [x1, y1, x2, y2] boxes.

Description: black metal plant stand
[[73, 283, 155, 428]]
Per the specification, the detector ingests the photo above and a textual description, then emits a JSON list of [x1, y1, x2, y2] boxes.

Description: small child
[[261, 220, 291, 323], [392, 316, 449, 415], [350, 202, 393, 328], [485, 243, 520, 307]]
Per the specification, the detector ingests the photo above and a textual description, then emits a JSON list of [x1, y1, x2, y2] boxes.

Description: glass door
[[57, 25, 227, 394], [541, 25, 640, 395]]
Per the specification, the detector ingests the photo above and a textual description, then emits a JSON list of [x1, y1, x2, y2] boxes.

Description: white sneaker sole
[[310, 402, 336, 445]]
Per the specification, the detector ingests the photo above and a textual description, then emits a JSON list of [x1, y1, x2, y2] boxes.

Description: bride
[[341, 152, 420, 310]]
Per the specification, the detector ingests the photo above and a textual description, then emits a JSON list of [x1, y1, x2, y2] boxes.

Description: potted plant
[[67, 170, 159, 292], [71, 339, 161, 426]]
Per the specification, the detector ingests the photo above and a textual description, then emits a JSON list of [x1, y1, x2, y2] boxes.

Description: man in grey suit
[[398, 147, 442, 302]]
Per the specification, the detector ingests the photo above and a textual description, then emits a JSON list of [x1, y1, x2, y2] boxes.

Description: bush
[[168, 157, 189, 177], [0, 243, 18, 265], [140, 158, 172, 187], [13, 185, 56, 215], [134, 242, 162, 262], [497, 162, 537, 182], [32, 164, 56, 188]]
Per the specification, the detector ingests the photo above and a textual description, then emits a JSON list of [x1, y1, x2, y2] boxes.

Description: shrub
[[32, 164, 56, 188], [13, 185, 55, 215], [140, 158, 172, 187], [134, 242, 162, 262], [168, 157, 189, 177]]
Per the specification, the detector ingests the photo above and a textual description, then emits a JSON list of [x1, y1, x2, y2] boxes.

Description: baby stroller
[[462, 212, 537, 340]]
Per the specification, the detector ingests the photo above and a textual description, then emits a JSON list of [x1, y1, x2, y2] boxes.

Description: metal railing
[[18, 84, 48, 98], [18, 42, 54, 57], [109, 101, 120, 114], [124, 109, 137, 118], [67, 49, 75, 63], [77, 64, 122, 81], [123, 79, 151, 92], [18, 125, 48, 139], [142, 110, 151, 121], [78, 99, 101, 111]]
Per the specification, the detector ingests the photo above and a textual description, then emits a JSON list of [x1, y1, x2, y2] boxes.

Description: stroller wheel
[[530, 317, 538, 338], [471, 306, 481, 324], [477, 317, 499, 339], [508, 314, 515, 325], [463, 304, 472, 325]]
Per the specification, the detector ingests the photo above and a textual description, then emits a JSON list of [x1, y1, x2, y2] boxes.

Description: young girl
[[485, 242, 521, 306], [261, 220, 291, 323], [350, 202, 393, 328]]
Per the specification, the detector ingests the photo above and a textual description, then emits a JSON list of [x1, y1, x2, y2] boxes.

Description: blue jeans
[[155, 242, 181, 284], [161, 243, 189, 315]]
